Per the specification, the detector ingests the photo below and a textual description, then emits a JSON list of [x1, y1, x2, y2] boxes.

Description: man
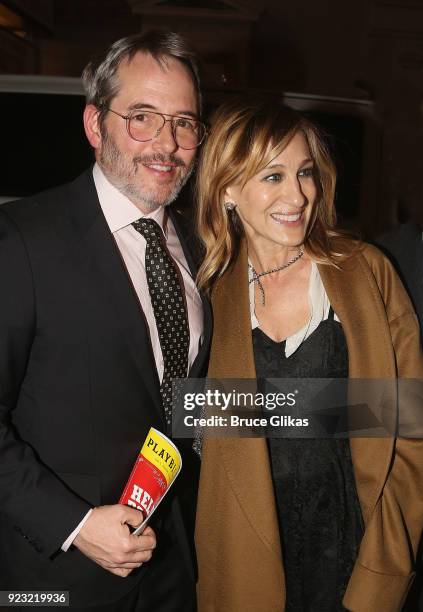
[[377, 219, 423, 337], [376, 156, 423, 336], [0, 30, 211, 611], [376, 195, 423, 612]]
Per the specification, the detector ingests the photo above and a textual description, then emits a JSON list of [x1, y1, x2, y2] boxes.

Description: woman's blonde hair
[[196, 96, 345, 292]]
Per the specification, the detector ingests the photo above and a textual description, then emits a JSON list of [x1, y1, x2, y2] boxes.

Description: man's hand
[[73, 505, 156, 577]]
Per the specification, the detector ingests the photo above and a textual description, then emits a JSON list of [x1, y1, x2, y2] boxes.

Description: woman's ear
[[83, 105, 102, 149], [224, 187, 236, 211], [224, 186, 233, 201]]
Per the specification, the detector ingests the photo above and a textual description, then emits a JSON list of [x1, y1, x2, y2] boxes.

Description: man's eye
[[133, 113, 149, 123], [175, 118, 194, 131]]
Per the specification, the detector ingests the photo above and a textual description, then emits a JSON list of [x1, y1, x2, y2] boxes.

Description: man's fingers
[[106, 561, 143, 570], [109, 567, 133, 578], [130, 532, 156, 552], [113, 532, 155, 559], [120, 506, 145, 528], [142, 526, 155, 537], [101, 540, 154, 566], [115, 547, 154, 564], [73, 504, 157, 575]]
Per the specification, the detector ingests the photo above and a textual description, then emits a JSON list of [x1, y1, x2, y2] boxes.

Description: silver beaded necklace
[[248, 249, 304, 306]]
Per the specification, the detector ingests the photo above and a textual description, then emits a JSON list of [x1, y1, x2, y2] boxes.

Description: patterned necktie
[[133, 218, 190, 431]]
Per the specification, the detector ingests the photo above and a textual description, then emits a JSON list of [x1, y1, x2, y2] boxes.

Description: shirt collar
[[92, 163, 167, 235]]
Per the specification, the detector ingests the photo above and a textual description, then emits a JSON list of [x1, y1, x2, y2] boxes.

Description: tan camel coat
[[195, 238, 423, 612]]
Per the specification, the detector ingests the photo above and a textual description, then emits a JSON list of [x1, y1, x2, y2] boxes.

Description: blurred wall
[[1, 0, 422, 234]]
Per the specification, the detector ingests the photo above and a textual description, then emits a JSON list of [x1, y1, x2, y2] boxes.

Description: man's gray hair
[[82, 30, 201, 127]]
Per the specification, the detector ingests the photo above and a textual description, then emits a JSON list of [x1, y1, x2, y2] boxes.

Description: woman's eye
[[298, 167, 314, 178], [263, 173, 282, 182]]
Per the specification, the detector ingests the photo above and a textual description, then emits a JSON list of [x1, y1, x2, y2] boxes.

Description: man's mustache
[[133, 154, 186, 168]]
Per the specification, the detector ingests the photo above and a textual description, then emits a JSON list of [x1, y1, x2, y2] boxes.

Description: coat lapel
[[318, 254, 397, 523], [206, 239, 282, 561]]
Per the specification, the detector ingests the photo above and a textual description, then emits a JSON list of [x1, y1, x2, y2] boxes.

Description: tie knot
[[133, 218, 163, 243]]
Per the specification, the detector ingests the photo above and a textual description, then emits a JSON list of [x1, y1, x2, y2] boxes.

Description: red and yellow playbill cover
[[119, 427, 182, 535]]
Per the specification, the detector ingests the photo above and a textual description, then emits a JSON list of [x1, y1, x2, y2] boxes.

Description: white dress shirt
[[62, 164, 203, 551], [93, 164, 203, 380]]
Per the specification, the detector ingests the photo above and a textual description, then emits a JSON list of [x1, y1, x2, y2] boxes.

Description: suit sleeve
[[344, 252, 423, 612], [0, 210, 91, 558]]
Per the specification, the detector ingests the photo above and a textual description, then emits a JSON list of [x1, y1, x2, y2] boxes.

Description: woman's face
[[226, 131, 317, 253]]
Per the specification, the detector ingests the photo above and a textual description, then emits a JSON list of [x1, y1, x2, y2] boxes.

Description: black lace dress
[[252, 308, 364, 612]]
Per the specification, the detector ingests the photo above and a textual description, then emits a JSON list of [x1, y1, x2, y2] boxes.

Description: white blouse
[[249, 261, 340, 357]]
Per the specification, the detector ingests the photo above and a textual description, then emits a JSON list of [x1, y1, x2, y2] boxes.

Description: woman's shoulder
[[324, 236, 406, 296], [329, 236, 391, 271], [330, 236, 415, 319]]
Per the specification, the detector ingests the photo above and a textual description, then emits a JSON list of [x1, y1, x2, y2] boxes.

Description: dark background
[[1, 0, 423, 238]]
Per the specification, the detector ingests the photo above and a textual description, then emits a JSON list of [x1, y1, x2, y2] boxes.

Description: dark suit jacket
[[377, 221, 423, 335], [376, 222, 423, 612], [0, 170, 212, 607]]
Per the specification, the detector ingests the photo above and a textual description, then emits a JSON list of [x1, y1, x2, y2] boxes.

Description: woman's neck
[[247, 241, 304, 273]]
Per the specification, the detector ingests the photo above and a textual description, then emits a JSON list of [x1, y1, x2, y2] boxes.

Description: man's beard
[[98, 129, 194, 212]]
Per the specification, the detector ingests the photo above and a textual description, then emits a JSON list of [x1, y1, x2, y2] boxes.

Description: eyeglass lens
[[128, 110, 204, 149]]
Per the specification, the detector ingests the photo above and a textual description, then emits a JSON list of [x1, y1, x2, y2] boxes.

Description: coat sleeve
[[0, 209, 91, 559], [343, 248, 423, 612]]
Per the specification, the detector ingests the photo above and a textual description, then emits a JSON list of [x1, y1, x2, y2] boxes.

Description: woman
[[194, 98, 423, 612]]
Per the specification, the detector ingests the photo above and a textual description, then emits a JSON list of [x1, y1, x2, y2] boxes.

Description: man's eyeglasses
[[105, 108, 207, 150]]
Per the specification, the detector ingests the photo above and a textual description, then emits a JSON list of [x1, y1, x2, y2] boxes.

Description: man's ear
[[83, 105, 102, 149]]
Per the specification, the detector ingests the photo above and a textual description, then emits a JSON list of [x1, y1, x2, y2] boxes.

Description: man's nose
[[151, 119, 178, 154]]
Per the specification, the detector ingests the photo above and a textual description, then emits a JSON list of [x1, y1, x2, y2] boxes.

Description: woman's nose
[[281, 175, 305, 207]]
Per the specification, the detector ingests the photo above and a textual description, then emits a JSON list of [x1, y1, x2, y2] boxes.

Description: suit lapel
[[169, 208, 212, 379], [66, 170, 164, 426]]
